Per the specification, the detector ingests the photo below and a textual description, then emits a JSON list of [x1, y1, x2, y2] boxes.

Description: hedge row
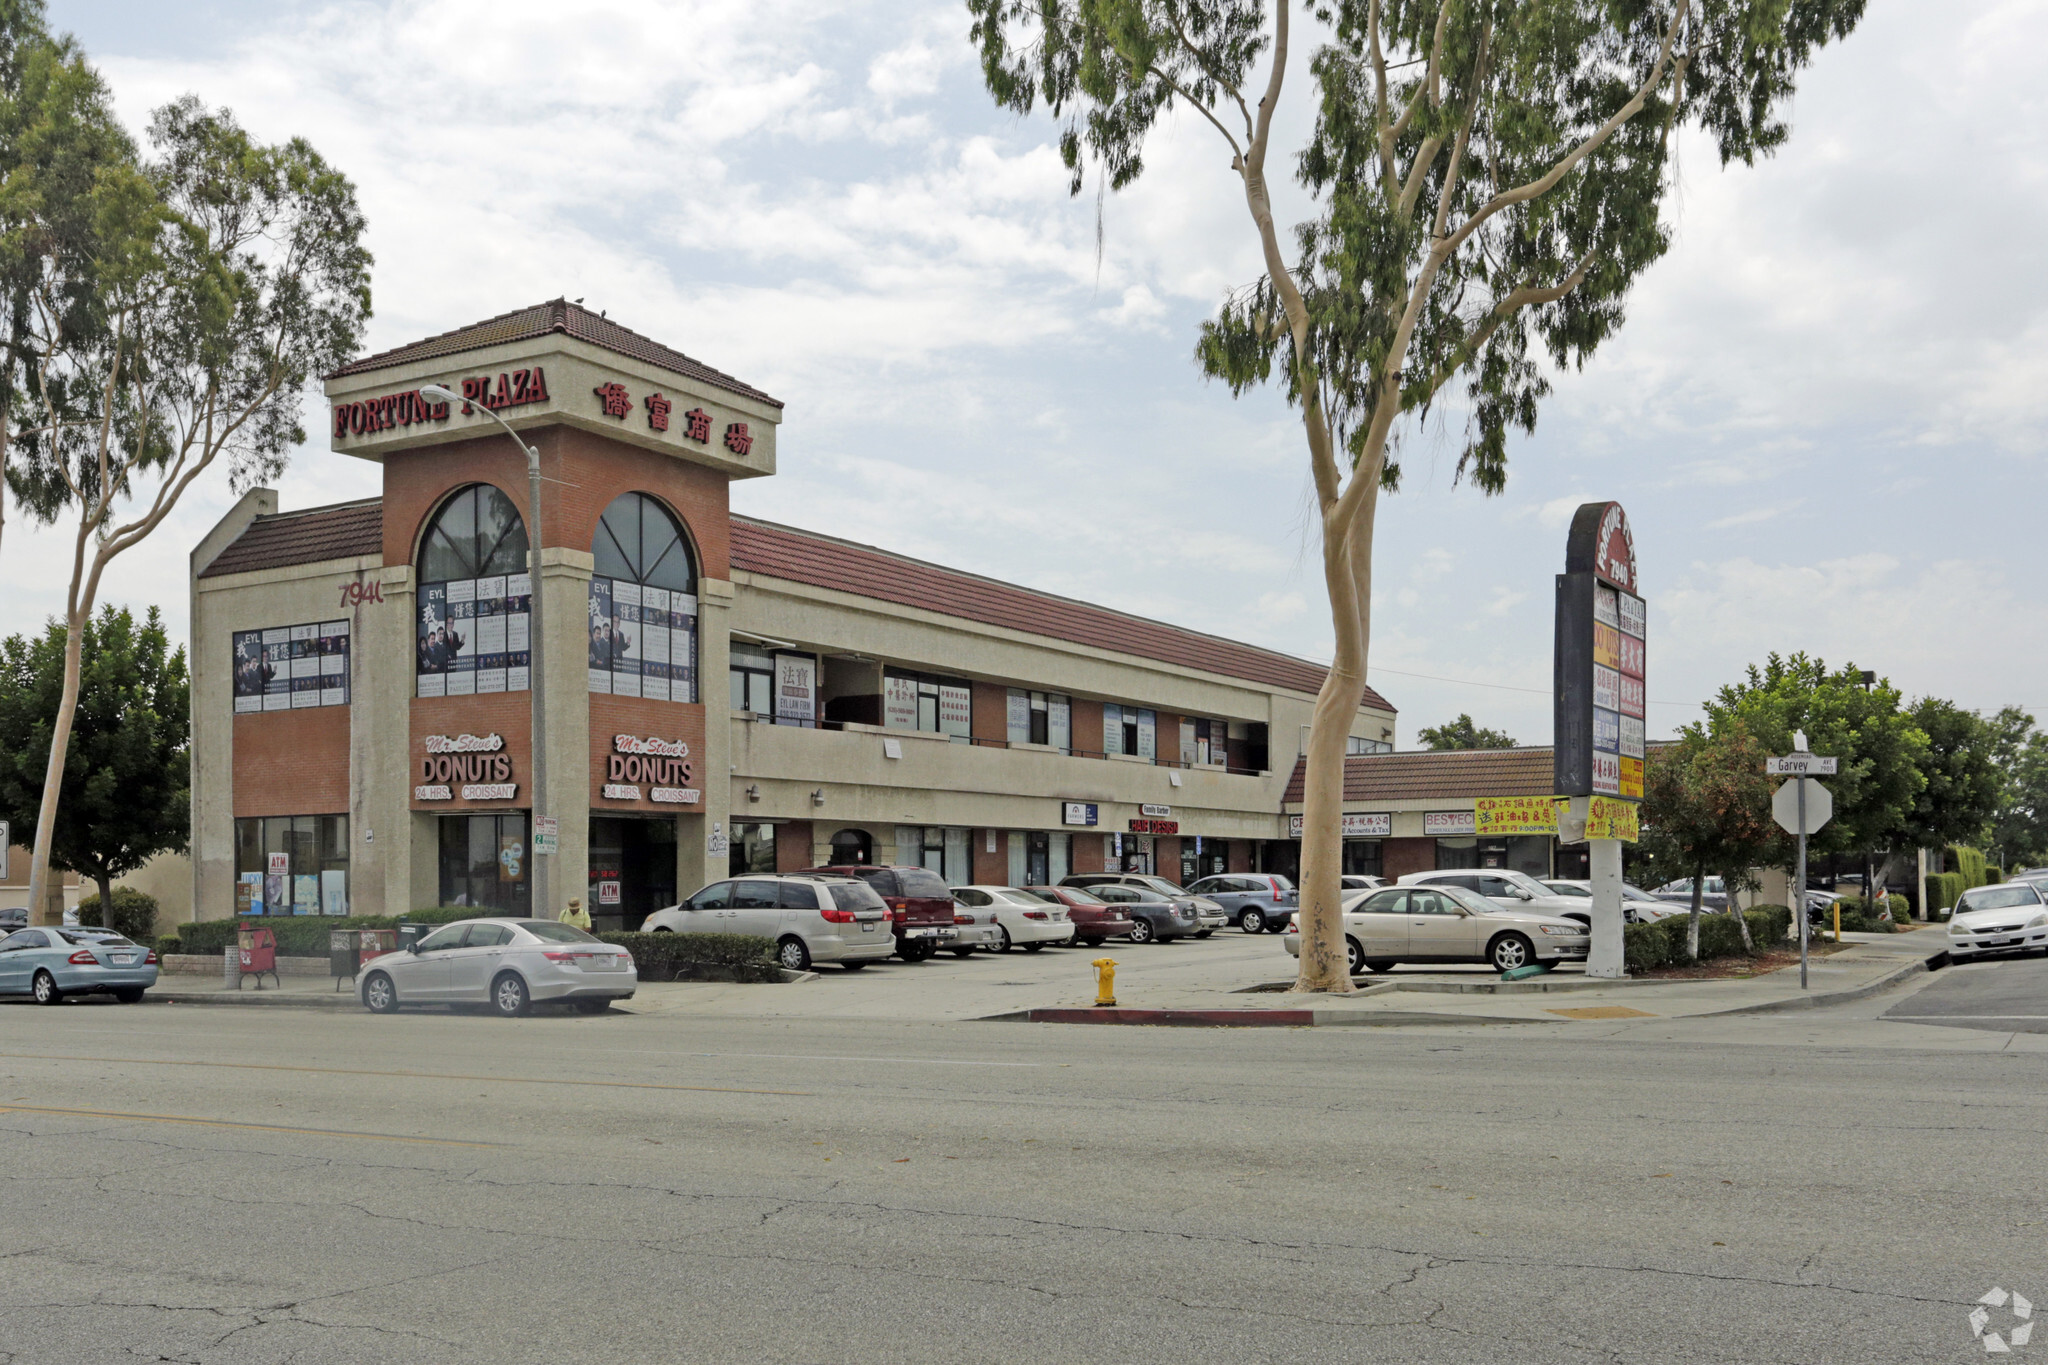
[[1828, 894, 1911, 932], [79, 888, 159, 943], [162, 906, 502, 958], [1927, 872, 1966, 915], [598, 932, 779, 982], [1623, 906, 1792, 974]]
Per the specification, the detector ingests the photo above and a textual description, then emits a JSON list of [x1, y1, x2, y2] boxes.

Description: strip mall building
[[187, 302, 1417, 930]]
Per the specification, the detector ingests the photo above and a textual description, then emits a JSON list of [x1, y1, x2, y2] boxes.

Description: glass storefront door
[[588, 815, 678, 932], [437, 813, 531, 914]]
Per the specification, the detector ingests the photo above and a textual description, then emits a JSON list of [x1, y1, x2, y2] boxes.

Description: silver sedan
[[358, 918, 637, 1017], [1284, 883, 1590, 974]]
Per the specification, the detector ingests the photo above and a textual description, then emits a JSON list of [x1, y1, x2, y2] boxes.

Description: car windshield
[[1501, 872, 1552, 897], [1034, 886, 1102, 905], [1133, 877, 1187, 897], [1438, 884, 1499, 916], [519, 921, 602, 944], [1544, 882, 1593, 898], [991, 890, 1045, 905], [1268, 875, 1295, 890], [59, 929, 132, 945], [1957, 886, 2044, 913]]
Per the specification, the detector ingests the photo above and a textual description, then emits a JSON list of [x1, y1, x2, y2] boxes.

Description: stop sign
[[1772, 778, 1832, 835]]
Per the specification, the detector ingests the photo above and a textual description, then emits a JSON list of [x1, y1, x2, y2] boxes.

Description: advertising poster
[[317, 620, 350, 706], [1620, 755, 1645, 800], [261, 628, 293, 710], [1047, 696, 1070, 752], [474, 575, 508, 694], [1103, 703, 1122, 755], [1180, 719, 1197, 766], [416, 584, 449, 697], [290, 623, 321, 707], [443, 578, 477, 695], [506, 573, 532, 691], [1474, 797, 1559, 837], [775, 653, 817, 727], [1424, 810, 1477, 836], [597, 878, 621, 906], [641, 586, 672, 701], [671, 594, 697, 701], [1620, 714, 1646, 759], [232, 630, 268, 713], [1593, 707, 1621, 754], [1135, 709, 1156, 762], [292, 873, 319, 915], [587, 578, 614, 693], [320, 869, 348, 916], [883, 673, 917, 729], [937, 682, 970, 739], [498, 835, 524, 883], [611, 581, 642, 697], [265, 852, 289, 910], [1592, 752, 1622, 795], [1007, 690, 1031, 741], [237, 872, 263, 916]]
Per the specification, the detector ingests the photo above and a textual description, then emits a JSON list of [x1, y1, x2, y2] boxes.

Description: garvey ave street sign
[[1767, 754, 1838, 775], [1773, 779, 1833, 836]]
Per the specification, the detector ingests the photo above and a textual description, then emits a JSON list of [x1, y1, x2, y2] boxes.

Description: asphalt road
[[0, 996, 2037, 1364], [1883, 952, 2048, 1033]]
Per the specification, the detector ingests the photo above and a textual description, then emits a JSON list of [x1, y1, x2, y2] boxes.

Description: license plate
[[860, 923, 875, 933], [111, 953, 135, 965]]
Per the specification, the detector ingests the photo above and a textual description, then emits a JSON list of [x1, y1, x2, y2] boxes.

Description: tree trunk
[[1686, 863, 1703, 961], [1293, 663, 1363, 993], [26, 608, 86, 927], [1726, 869, 1755, 953], [93, 871, 112, 926]]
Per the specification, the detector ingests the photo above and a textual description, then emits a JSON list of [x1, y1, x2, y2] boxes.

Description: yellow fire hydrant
[[1092, 957, 1118, 1007]]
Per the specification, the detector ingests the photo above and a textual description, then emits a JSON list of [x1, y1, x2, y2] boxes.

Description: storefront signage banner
[[1578, 796, 1641, 842], [1286, 812, 1393, 839], [938, 683, 971, 735], [883, 675, 918, 730], [1128, 818, 1178, 835], [1555, 501, 1646, 803], [774, 653, 816, 728], [1424, 810, 1478, 836], [1062, 802, 1099, 827], [1140, 804, 1172, 818], [605, 735, 695, 803], [235, 620, 350, 713], [1474, 797, 1558, 836]]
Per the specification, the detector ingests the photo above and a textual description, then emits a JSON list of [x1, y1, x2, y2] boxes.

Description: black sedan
[[1085, 884, 1200, 943]]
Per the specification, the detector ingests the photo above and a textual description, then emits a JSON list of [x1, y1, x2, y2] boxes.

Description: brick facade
[[232, 709, 351, 817]]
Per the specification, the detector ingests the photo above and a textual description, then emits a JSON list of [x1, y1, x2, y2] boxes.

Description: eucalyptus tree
[[10, 95, 370, 924], [965, 0, 1865, 989]]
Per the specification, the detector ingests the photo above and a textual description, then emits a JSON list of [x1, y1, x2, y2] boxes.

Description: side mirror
[[405, 942, 419, 953], [1515, 888, 1534, 900]]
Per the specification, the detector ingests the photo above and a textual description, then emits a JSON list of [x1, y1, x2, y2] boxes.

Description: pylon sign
[[1554, 502, 1646, 805]]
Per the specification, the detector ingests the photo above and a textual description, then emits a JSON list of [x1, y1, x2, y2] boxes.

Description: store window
[[1346, 736, 1393, 755], [1434, 836, 1550, 878], [1005, 690, 1072, 751], [437, 812, 531, 914], [896, 825, 970, 886], [731, 822, 778, 876], [589, 491, 698, 702], [883, 670, 970, 742], [1102, 704, 1156, 759], [416, 484, 531, 698], [1179, 718, 1228, 766], [829, 828, 873, 865], [731, 647, 774, 716], [233, 815, 350, 915], [1343, 841, 1385, 877], [1007, 831, 1071, 887]]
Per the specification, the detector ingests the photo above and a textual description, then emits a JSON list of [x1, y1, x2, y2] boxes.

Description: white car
[[1543, 879, 1682, 923], [1285, 884, 1591, 974], [1399, 869, 1596, 928], [643, 874, 896, 972], [1947, 883, 2048, 962], [943, 898, 1007, 957], [358, 918, 637, 1017], [951, 886, 1072, 951]]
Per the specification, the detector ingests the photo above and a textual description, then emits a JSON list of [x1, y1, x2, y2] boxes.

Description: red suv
[[802, 865, 957, 961]]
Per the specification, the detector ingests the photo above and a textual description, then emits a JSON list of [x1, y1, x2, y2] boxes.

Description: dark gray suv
[[1183, 874, 1299, 934]]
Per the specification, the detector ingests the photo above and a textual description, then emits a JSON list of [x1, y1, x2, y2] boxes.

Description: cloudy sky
[[7, 0, 2045, 746]]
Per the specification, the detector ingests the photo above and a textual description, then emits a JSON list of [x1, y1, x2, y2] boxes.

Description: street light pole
[[418, 385, 551, 920]]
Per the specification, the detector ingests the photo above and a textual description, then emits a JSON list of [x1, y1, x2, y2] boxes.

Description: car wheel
[[491, 972, 532, 1018], [32, 970, 62, 1006], [1241, 908, 1266, 934], [114, 987, 145, 1004], [1022, 941, 1043, 953], [996, 926, 1013, 953], [1367, 960, 1396, 974], [1567, 913, 1591, 929], [1346, 937, 1365, 975], [651, 926, 673, 934], [573, 998, 612, 1014], [1195, 930, 1213, 939], [842, 960, 868, 971], [1489, 933, 1535, 973], [899, 940, 935, 963], [777, 936, 812, 973], [949, 947, 975, 958], [363, 971, 398, 1014], [1129, 918, 1155, 944]]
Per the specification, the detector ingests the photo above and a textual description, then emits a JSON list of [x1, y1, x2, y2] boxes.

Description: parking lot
[[1882, 953, 2048, 1033]]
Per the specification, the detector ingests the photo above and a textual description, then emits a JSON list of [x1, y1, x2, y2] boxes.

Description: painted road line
[[0, 1104, 502, 1148], [0, 1052, 811, 1098]]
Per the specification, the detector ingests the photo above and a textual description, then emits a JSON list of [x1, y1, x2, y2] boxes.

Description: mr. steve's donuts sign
[[603, 735, 698, 805]]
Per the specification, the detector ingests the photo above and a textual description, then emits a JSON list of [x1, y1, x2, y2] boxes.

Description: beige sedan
[[1284, 883, 1590, 974]]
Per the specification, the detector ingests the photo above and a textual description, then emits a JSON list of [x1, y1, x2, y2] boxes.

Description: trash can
[[358, 928, 397, 964], [330, 930, 360, 991], [237, 924, 279, 990], [223, 943, 241, 989]]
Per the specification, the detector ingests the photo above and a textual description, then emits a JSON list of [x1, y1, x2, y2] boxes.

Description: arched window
[[829, 829, 873, 865], [416, 484, 531, 698], [588, 492, 698, 703]]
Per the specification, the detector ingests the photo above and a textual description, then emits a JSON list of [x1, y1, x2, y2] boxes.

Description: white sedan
[[1543, 879, 1683, 923], [1947, 883, 2048, 962], [358, 918, 637, 1017], [951, 886, 1073, 952]]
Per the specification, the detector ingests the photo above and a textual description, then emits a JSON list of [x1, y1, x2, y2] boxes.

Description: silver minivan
[[643, 875, 895, 972]]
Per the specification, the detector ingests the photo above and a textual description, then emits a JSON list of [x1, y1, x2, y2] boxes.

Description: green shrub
[[599, 932, 779, 982], [1949, 846, 1989, 889], [1624, 906, 1790, 973], [155, 934, 182, 956], [1927, 872, 1965, 915], [80, 887, 158, 942], [174, 907, 524, 957]]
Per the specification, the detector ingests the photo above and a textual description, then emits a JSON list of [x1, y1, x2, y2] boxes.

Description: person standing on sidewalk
[[559, 897, 591, 931]]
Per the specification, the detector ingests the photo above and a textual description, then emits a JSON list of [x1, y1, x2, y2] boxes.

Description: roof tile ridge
[[731, 513, 1340, 681], [326, 302, 553, 377], [249, 494, 386, 523]]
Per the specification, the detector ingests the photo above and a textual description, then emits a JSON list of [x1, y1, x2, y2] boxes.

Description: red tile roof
[[327, 299, 782, 409], [198, 500, 383, 579], [1280, 742, 1673, 804], [732, 516, 1394, 708]]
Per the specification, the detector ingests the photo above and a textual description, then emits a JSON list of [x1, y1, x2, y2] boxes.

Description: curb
[[150, 991, 358, 1011], [983, 1005, 1548, 1028], [1703, 951, 1946, 1017]]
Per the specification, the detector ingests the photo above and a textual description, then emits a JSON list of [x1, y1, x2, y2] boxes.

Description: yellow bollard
[[1833, 900, 1841, 944], [1091, 957, 1118, 1007]]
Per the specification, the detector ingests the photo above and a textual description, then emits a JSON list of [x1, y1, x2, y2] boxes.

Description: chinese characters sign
[[1555, 501, 1646, 805], [1474, 797, 1559, 837]]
